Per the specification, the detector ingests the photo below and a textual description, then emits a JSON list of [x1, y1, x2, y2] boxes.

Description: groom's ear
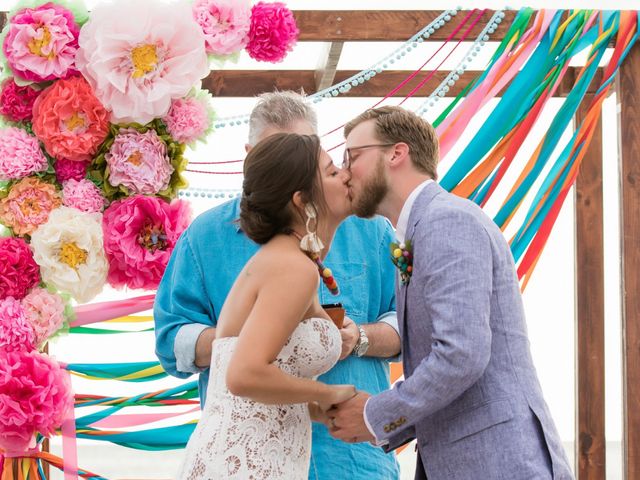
[[388, 142, 410, 167]]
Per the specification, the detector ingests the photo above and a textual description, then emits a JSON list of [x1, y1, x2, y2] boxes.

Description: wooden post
[[617, 40, 640, 480], [574, 96, 606, 479]]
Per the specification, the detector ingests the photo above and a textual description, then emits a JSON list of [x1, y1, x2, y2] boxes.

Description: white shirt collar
[[395, 179, 433, 243]]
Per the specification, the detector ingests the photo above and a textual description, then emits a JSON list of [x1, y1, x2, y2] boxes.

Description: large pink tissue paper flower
[[0, 350, 73, 455], [192, 0, 251, 55], [0, 80, 41, 122], [163, 95, 213, 145], [105, 128, 174, 195], [0, 177, 61, 236], [21, 288, 65, 347], [55, 158, 88, 183], [246, 2, 298, 62], [0, 127, 48, 181], [2, 3, 80, 83], [76, 0, 209, 124], [62, 179, 106, 213], [103, 195, 191, 290], [0, 237, 40, 301], [32, 76, 110, 162], [0, 297, 35, 353]]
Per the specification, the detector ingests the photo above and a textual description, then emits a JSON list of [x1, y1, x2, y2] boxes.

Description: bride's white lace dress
[[177, 317, 341, 480]]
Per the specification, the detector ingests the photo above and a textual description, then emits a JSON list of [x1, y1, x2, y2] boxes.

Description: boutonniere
[[390, 240, 413, 285]]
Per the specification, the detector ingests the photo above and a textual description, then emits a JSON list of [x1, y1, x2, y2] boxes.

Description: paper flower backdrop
[[0, 0, 298, 458]]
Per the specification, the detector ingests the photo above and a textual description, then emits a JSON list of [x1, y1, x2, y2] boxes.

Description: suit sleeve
[[365, 208, 493, 442], [154, 229, 215, 378]]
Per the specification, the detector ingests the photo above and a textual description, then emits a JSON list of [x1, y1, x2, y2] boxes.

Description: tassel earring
[[299, 203, 324, 254]]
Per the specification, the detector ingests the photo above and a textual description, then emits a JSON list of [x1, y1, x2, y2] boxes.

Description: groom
[[328, 106, 574, 479]]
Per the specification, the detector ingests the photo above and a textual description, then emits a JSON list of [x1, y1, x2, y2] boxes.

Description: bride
[[177, 133, 357, 479]]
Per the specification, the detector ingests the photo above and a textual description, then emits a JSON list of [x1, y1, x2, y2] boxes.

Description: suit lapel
[[399, 181, 443, 368]]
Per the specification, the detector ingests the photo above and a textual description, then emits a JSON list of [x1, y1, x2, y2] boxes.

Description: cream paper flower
[[30, 206, 108, 303]]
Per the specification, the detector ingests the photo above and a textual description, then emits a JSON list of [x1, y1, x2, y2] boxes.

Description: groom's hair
[[344, 106, 439, 180]]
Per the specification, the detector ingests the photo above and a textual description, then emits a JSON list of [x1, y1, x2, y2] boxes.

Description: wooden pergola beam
[[315, 42, 344, 92], [618, 40, 640, 480], [204, 67, 603, 98], [293, 10, 520, 42], [0, 10, 521, 42], [575, 96, 606, 480]]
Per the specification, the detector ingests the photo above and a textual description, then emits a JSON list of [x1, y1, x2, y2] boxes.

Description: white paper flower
[[30, 207, 108, 303]]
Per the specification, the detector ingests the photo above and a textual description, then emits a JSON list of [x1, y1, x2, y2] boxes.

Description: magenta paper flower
[[32, 76, 110, 162], [21, 288, 65, 347], [55, 158, 89, 183], [0, 236, 40, 301], [0, 350, 73, 455], [102, 195, 191, 290], [2, 3, 80, 83], [246, 2, 298, 62], [163, 91, 215, 145], [76, 0, 209, 124], [192, 0, 251, 55], [105, 128, 174, 195], [0, 79, 41, 123], [62, 178, 106, 213], [0, 177, 61, 236], [0, 297, 35, 353], [0, 127, 48, 181]]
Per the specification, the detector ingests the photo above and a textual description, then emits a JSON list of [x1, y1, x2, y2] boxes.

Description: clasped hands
[[311, 391, 375, 444]]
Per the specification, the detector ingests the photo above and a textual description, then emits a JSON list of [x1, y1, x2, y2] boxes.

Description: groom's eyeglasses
[[342, 143, 396, 169]]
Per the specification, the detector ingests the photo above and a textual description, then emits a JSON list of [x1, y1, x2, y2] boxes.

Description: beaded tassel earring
[[298, 203, 324, 254], [291, 203, 339, 295]]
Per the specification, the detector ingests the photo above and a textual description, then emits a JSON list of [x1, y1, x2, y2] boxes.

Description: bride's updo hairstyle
[[240, 133, 323, 245]]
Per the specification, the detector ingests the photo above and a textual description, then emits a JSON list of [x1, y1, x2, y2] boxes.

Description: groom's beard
[[352, 155, 388, 218]]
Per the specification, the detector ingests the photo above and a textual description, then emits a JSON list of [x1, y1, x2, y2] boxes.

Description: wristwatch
[[352, 325, 370, 357]]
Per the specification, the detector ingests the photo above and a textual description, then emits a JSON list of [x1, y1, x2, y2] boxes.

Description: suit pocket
[[445, 398, 514, 443]]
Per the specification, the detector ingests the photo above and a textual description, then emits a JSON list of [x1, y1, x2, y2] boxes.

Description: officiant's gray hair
[[248, 91, 318, 146]]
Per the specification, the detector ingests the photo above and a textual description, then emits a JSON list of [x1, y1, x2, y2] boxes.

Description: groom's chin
[[352, 203, 378, 219]]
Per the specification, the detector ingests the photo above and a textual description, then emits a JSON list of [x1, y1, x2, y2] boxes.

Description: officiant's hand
[[339, 317, 359, 360], [327, 391, 375, 443]]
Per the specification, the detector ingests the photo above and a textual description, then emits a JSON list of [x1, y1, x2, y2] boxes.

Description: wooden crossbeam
[[0, 10, 519, 42], [204, 67, 604, 98], [293, 10, 520, 42]]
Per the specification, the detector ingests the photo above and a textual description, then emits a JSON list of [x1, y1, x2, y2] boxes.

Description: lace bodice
[[178, 317, 341, 480]]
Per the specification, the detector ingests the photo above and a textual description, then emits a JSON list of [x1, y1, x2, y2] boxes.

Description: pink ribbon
[[61, 372, 79, 480], [89, 407, 200, 428], [71, 294, 156, 327], [437, 10, 556, 159]]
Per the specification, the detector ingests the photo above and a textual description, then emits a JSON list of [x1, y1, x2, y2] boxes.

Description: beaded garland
[[390, 240, 413, 285]]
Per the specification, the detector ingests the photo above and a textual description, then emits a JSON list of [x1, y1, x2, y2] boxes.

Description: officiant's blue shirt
[[155, 198, 400, 480]]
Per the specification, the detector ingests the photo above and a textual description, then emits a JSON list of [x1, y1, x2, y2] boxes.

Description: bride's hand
[[308, 402, 330, 425], [319, 384, 356, 411]]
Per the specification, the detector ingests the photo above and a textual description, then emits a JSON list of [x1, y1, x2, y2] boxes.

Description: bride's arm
[[226, 257, 354, 405]]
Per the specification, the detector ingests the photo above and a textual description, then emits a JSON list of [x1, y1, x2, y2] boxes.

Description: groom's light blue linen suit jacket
[[365, 182, 574, 479]]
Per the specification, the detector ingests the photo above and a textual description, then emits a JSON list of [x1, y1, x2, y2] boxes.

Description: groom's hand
[[339, 317, 359, 360], [327, 391, 375, 443]]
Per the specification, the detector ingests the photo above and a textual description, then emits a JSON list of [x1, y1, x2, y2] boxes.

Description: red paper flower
[[0, 237, 40, 301], [0, 79, 41, 123]]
